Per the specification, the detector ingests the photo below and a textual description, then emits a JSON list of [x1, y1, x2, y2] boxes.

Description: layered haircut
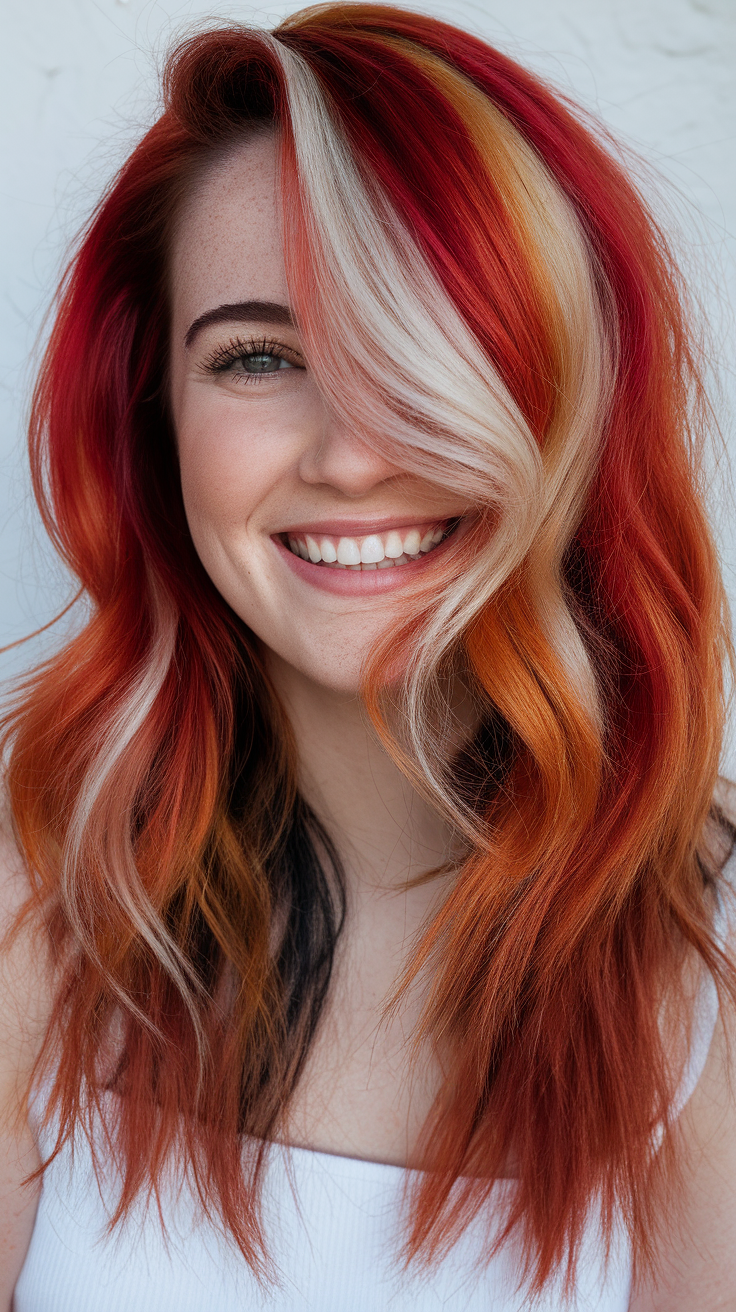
[[4, 2, 735, 1295]]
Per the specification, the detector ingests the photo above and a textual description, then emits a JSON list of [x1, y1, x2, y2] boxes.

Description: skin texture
[[628, 1001, 736, 1310], [0, 812, 53, 1310], [169, 133, 471, 698], [2, 130, 735, 1307]]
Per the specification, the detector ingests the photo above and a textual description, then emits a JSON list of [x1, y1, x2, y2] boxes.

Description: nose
[[298, 411, 401, 498]]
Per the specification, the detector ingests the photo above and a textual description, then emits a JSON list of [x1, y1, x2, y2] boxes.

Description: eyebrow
[[184, 300, 294, 349]]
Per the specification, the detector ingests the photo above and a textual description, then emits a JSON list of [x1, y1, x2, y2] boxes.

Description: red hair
[[4, 3, 734, 1294]]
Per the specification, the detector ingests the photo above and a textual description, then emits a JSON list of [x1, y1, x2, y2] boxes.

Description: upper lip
[[273, 515, 453, 537]]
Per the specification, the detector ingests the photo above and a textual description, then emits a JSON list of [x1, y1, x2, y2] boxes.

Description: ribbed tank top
[[15, 858, 734, 1312]]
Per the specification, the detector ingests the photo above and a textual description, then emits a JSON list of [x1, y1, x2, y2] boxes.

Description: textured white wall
[[2, 0, 735, 760]]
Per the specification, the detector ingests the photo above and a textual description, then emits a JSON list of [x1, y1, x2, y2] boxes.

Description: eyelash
[[200, 335, 302, 383]]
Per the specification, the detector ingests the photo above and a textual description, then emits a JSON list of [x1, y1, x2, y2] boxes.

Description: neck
[[265, 652, 458, 895]]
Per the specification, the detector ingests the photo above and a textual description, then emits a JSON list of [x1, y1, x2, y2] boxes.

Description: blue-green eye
[[202, 336, 303, 383], [239, 352, 294, 374]]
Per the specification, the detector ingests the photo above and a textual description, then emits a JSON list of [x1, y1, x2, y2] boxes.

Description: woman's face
[[169, 132, 469, 694]]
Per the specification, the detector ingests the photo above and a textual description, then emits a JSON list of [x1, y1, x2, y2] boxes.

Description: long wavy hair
[[4, 2, 735, 1295]]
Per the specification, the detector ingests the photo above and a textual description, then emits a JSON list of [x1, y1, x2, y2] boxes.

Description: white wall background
[[2, 0, 735, 764]]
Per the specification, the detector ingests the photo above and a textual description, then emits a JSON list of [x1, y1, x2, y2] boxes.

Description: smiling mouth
[[280, 519, 457, 570]]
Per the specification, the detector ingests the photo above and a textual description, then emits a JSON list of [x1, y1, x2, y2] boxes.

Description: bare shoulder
[[628, 841, 736, 1311], [0, 790, 56, 1309], [0, 794, 55, 1057]]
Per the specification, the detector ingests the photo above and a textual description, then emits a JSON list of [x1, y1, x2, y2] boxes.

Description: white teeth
[[286, 523, 451, 568], [360, 534, 385, 564], [384, 530, 405, 559], [336, 537, 361, 566]]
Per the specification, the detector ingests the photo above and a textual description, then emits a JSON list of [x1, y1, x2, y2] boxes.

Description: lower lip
[[273, 525, 462, 596]]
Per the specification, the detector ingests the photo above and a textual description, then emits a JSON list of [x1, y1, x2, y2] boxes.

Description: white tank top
[[15, 863, 732, 1312]]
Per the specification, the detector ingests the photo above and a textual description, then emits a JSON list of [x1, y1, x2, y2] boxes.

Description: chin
[[263, 643, 367, 699]]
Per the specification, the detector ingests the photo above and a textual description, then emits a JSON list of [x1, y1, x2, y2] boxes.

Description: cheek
[[176, 392, 289, 541]]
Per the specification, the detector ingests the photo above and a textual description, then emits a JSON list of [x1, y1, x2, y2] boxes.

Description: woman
[[2, 4, 735, 1308]]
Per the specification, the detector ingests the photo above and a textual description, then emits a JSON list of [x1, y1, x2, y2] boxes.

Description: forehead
[[170, 131, 287, 325]]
